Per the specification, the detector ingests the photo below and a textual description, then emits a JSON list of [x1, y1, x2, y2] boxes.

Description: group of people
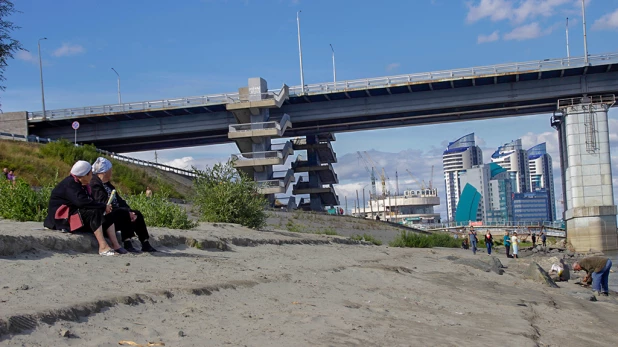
[[465, 228, 548, 259], [2, 167, 16, 184], [44, 158, 157, 256]]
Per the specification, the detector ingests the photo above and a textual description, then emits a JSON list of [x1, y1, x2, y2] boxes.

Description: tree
[[0, 0, 23, 92]]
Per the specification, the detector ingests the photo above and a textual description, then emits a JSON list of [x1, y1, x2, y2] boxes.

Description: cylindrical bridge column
[[558, 95, 617, 251]]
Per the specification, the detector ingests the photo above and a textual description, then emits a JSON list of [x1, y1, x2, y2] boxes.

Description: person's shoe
[[593, 291, 601, 297], [141, 240, 157, 252], [601, 292, 609, 297], [124, 241, 142, 254], [114, 247, 128, 255]]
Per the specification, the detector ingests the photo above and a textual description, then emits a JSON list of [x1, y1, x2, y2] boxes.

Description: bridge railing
[[26, 53, 618, 121]]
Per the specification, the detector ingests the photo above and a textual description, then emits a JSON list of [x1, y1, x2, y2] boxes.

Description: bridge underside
[[26, 65, 618, 153]]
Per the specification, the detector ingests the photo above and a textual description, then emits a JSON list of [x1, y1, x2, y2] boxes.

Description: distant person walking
[[531, 233, 537, 247], [485, 231, 494, 255], [503, 232, 511, 258], [541, 231, 547, 248], [145, 186, 153, 198], [511, 231, 519, 259], [573, 256, 612, 297], [469, 228, 478, 255]]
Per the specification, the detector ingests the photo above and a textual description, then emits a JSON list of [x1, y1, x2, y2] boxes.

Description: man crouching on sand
[[44, 160, 121, 256], [573, 256, 613, 297], [90, 157, 157, 253]]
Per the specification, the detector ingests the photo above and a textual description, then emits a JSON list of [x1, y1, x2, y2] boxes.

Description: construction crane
[[429, 165, 435, 190], [357, 151, 377, 198], [406, 169, 426, 190], [363, 151, 388, 197]]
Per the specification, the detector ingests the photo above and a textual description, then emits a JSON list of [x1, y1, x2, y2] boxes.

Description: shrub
[[351, 233, 383, 246], [125, 192, 197, 230], [315, 227, 339, 236], [0, 179, 51, 222], [192, 160, 268, 229], [389, 231, 460, 248]]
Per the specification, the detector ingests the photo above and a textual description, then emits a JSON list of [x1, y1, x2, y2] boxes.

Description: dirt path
[[1, 222, 617, 346]]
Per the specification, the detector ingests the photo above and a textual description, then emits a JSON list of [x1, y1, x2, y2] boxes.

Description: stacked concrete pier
[[292, 133, 339, 211], [553, 95, 617, 251], [227, 78, 295, 204]]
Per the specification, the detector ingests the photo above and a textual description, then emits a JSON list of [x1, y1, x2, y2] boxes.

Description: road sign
[[72, 121, 80, 130]]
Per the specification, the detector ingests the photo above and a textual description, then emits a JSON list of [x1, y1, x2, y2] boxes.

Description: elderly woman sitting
[[44, 160, 122, 256], [90, 157, 157, 253]]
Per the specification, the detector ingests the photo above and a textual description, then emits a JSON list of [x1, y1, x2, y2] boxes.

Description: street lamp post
[[297, 11, 305, 94], [111, 68, 122, 104], [38, 38, 47, 119], [582, 0, 589, 65], [329, 44, 336, 89]]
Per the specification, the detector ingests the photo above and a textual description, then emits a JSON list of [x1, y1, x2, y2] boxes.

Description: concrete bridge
[[2, 53, 618, 252]]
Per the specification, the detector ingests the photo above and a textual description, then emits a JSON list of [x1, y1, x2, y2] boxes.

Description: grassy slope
[[0, 140, 191, 199]]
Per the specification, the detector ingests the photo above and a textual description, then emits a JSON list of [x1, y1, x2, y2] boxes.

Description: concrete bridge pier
[[554, 95, 617, 251]]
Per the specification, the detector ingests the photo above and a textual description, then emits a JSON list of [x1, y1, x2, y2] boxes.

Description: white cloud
[[592, 8, 618, 30], [15, 50, 37, 64], [467, 0, 571, 24], [386, 63, 400, 72], [503, 22, 551, 40], [52, 43, 85, 57], [477, 30, 500, 43]]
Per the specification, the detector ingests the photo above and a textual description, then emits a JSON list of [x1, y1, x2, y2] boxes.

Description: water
[[607, 250, 618, 292]]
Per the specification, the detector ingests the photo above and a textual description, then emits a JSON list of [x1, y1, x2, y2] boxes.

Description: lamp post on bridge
[[111, 68, 122, 104], [297, 11, 305, 94], [329, 44, 336, 89], [581, 0, 589, 65], [37, 38, 47, 120]]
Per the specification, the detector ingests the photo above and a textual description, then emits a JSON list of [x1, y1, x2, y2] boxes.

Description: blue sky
[[3, 0, 618, 217]]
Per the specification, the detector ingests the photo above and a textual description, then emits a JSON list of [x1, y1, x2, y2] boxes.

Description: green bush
[[125, 192, 197, 230], [351, 233, 383, 246], [192, 160, 268, 229], [390, 231, 460, 248], [40, 139, 99, 166], [0, 179, 51, 222], [315, 227, 339, 236]]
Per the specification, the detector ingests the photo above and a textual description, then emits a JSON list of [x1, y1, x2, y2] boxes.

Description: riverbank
[[1, 221, 617, 346]]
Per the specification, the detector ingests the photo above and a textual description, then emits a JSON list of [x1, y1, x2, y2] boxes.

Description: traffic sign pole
[[72, 121, 80, 145]]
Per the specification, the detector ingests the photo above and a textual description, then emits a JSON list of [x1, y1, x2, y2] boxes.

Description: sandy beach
[[1, 221, 617, 347]]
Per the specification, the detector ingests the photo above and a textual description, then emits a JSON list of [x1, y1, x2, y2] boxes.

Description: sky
[[2, 0, 618, 219]]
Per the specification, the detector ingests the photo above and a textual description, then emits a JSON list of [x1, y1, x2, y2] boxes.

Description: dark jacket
[[89, 175, 130, 209], [44, 175, 107, 230]]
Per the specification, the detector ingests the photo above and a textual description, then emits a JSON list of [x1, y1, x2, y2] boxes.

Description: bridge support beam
[[555, 95, 617, 251]]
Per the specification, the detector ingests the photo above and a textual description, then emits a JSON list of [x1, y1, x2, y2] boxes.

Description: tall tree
[[0, 0, 23, 92]]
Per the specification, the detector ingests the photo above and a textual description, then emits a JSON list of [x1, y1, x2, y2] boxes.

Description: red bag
[[54, 205, 84, 231]]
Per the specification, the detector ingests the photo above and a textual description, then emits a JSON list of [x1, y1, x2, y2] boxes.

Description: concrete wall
[[0, 111, 28, 137]]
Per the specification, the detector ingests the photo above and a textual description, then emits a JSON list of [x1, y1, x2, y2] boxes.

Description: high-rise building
[[512, 189, 552, 223], [443, 133, 483, 223], [527, 143, 556, 221], [490, 139, 530, 194], [456, 163, 514, 224]]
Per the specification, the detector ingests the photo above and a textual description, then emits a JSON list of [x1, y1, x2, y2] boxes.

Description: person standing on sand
[[469, 228, 478, 255], [511, 232, 519, 258], [503, 232, 511, 258], [531, 232, 537, 247], [573, 256, 612, 297], [541, 231, 547, 248], [485, 231, 493, 255]]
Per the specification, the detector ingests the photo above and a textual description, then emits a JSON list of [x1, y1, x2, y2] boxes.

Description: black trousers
[[104, 208, 150, 242], [76, 208, 105, 233], [505, 245, 511, 258]]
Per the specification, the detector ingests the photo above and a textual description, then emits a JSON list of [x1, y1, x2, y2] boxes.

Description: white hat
[[70, 160, 92, 177], [92, 157, 112, 174]]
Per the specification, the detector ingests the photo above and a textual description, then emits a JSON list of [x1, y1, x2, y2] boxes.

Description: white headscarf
[[70, 160, 92, 177], [92, 157, 112, 174]]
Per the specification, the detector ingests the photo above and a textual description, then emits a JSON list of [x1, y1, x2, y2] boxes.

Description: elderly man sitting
[[44, 160, 121, 256], [90, 157, 157, 253]]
